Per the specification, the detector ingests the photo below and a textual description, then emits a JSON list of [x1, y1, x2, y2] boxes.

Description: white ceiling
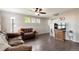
[[0, 8, 74, 18]]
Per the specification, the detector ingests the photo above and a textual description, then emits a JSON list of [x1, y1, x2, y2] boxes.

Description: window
[[31, 17, 40, 23], [36, 18, 40, 23], [24, 16, 40, 24], [24, 16, 31, 23], [31, 18, 36, 23]]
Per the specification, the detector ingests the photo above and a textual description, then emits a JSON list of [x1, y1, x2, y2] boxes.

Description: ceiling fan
[[34, 8, 46, 16]]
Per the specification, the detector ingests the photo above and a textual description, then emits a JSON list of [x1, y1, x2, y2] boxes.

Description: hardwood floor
[[24, 34, 79, 51]]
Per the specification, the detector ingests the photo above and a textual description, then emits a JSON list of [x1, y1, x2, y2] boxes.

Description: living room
[[0, 8, 79, 51]]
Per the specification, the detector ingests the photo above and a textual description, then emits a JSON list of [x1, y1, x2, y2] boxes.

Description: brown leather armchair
[[20, 28, 37, 41]]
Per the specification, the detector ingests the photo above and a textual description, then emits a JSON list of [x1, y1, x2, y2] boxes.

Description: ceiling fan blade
[[40, 12, 46, 14], [35, 8, 38, 12], [39, 8, 42, 11]]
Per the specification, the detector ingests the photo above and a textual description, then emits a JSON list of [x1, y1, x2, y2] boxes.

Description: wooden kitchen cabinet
[[55, 29, 65, 41]]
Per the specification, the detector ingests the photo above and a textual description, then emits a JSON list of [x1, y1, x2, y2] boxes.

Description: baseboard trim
[[38, 33, 49, 36], [65, 39, 79, 43]]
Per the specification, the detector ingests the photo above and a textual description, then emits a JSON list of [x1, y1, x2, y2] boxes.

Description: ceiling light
[[35, 12, 40, 16]]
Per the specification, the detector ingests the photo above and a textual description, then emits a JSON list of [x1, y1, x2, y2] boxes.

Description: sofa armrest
[[6, 33, 21, 40], [33, 31, 37, 34], [20, 31, 24, 35]]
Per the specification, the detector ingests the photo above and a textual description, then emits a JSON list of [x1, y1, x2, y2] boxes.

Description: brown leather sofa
[[6, 33, 32, 51], [20, 28, 37, 41]]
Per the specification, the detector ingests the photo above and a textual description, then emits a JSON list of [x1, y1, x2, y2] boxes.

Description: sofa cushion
[[21, 28, 33, 33], [8, 36, 24, 46], [28, 28, 33, 32], [24, 32, 33, 35], [7, 33, 20, 39]]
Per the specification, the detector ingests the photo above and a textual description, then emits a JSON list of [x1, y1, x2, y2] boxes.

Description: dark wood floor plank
[[24, 34, 79, 51]]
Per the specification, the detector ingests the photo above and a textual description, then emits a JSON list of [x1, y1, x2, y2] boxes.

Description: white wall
[[59, 9, 79, 42], [1, 11, 49, 34], [0, 12, 1, 31]]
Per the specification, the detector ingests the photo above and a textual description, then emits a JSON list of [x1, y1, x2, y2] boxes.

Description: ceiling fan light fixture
[[35, 12, 40, 16], [34, 8, 46, 16]]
